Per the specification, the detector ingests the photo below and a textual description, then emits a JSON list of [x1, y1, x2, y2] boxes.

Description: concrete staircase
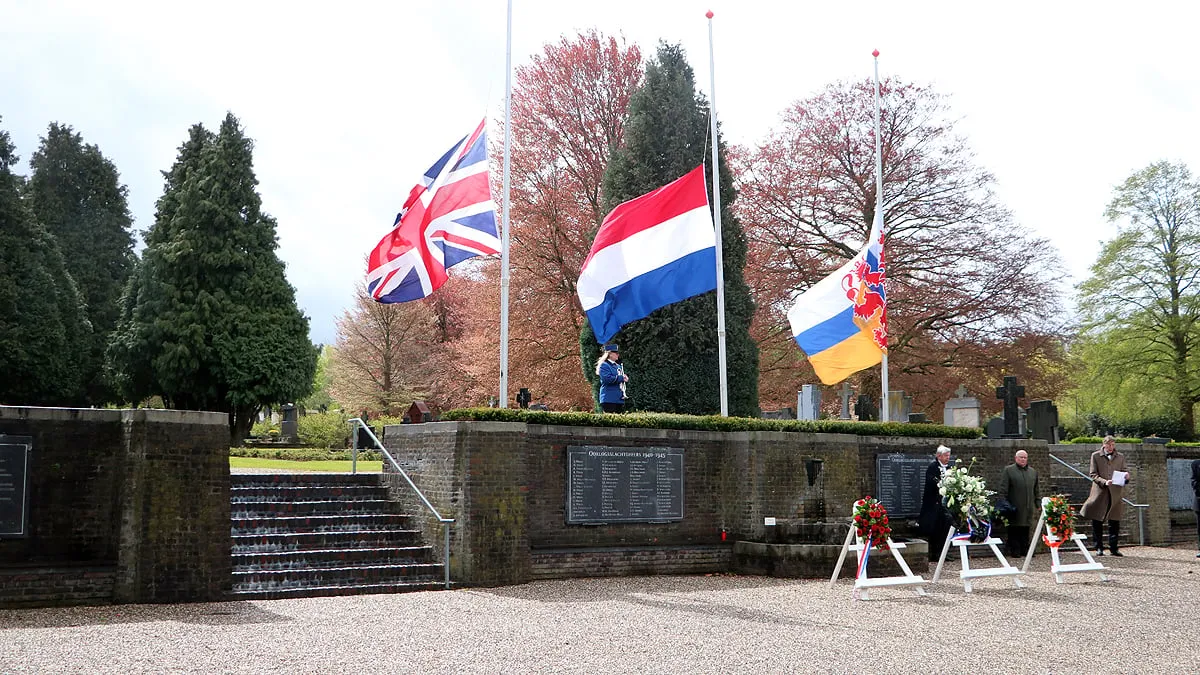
[[229, 473, 444, 599]]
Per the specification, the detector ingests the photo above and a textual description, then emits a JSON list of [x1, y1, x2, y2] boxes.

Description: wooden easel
[[932, 525, 1026, 593], [1020, 510, 1109, 583], [829, 505, 927, 600]]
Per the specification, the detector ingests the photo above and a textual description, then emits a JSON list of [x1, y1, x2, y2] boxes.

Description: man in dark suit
[[918, 445, 953, 561], [1192, 458, 1200, 558]]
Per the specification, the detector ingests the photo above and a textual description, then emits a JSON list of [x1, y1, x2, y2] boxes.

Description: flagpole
[[499, 0, 513, 408], [873, 48, 889, 423], [706, 10, 729, 417]]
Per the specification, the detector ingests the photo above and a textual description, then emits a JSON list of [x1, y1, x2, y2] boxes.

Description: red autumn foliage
[[737, 79, 1070, 416]]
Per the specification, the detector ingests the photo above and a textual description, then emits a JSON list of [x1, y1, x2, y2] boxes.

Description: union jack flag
[[366, 119, 501, 303]]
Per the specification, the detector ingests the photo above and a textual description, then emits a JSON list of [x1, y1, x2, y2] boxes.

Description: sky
[[3, 1, 1197, 346]]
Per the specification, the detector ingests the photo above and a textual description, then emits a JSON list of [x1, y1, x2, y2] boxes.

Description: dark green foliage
[[1064, 437, 1143, 445], [230, 447, 382, 461], [108, 114, 317, 442], [25, 124, 134, 404], [440, 407, 982, 439], [0, 119, 91, 405], [585, 42, 758, 417], [1079, 411, 1188, 441]]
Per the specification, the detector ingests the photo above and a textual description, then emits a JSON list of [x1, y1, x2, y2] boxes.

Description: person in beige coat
[[1079, 436, 1129, 556]]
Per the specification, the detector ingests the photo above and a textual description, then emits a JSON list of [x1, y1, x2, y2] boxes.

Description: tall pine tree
[[0, 119, 91, 405], [583, 43, 759, 416], [26, 123, 135, 404], [108, 114, 316, 441]]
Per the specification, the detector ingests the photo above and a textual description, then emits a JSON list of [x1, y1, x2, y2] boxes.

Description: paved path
[[2, 547, 1198, 673]]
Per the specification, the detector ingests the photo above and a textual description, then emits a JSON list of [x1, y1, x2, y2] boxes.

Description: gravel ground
[[2, 546, 1198, 674]]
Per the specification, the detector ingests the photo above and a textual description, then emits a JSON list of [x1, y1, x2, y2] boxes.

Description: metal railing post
[[444, 524, 451, 589], [351, 419, 359, 474], [1139, 506, 1146, 547]]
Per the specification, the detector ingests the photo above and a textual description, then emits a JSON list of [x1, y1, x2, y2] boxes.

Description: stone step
[[231, 513, 414, 536], [228, 580, 445, 600], [231, 485, 390, 502], [231, 473, 382, 488], [230, 500, 402, 518], [231, 562, 443, 588], [232, 546, 434, 572], [231, 529, 425, 554]]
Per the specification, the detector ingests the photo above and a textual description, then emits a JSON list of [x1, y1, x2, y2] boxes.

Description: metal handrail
[[349, 418, 453, 589], [1048, 452, 1149, 546]]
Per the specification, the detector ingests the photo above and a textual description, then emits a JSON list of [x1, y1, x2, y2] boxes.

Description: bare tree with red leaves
[[738, 79, 1070, 415]]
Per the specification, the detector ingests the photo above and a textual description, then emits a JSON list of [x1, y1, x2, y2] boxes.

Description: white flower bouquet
[[937, 459, 995, 538]]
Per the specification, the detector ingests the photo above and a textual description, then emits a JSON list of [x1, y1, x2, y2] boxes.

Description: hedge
[[438, 408, 982, 439], [230, 447, 382, 461], [1064, 436, 1144, 444]]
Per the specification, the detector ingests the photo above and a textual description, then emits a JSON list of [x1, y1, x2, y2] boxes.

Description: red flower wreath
[[853, 496, 892, 550]]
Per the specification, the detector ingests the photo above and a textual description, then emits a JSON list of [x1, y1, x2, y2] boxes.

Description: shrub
[[229, 447, 381, 461], [1063, 436, 1142, 444], [297, 411, 351, 448], [438, 408, 982, 439], [250, 419, 278, 439]]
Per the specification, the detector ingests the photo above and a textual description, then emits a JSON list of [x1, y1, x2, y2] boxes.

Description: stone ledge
[[0, 406, 227, 426]]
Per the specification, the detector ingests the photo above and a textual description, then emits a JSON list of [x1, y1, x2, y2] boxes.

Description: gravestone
[[907, 412, 928, 424], [943, 384, 982, 428], [985, 416, 1005, 439], [886, 391, 912, 423], [855, 395, 879, 422], [761, 408, 794, 420], [798, 385, 822, 421], [1027, 400, 1059, 443], [995, 376, 1025, 438], [0, 435, 32, 537], [516, 388, 532, 409], [839, 382, 853, 420], [1167, 459, 1198, 510], [280, 404, 299, 442]]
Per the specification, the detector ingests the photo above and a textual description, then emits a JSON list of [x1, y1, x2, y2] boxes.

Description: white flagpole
[[499, 0, 513, 408], [707, 10, 729, 417], [873, 48, 889, 422]]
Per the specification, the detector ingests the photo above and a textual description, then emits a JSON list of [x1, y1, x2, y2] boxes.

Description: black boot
[[1109, 520, 1123, 557], [1092, 520, 1105, 556]]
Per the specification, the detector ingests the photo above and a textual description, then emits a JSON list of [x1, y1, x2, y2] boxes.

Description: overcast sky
[[4, 1, 1197, 345]]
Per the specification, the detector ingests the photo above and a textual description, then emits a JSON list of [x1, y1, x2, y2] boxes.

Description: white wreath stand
[[1020, 501, 1109, 583], [931, 524, 1026, 593], [829, 506, 927, 600]]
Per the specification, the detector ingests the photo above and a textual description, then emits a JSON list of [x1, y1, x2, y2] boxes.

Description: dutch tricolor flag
[[577, 165, 718, 344]]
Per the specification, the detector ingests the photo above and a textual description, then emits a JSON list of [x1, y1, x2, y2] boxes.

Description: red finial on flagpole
[[872, 49, 880, 57], [706, 10, 714, 18]]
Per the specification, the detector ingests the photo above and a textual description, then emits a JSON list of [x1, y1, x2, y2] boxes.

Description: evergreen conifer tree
[[582, 43, 759, 416], [108, 114, 316, 441], [26, 123, 135, 403], [0, 119, 91, 405]]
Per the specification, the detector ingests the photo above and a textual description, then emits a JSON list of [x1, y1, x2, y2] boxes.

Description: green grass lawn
[[229, 457, 383, 472]]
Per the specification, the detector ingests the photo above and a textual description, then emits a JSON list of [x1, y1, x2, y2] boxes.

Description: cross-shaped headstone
[[995, 376, 1025, 438], [839, 382, 853, 419], [955, 384, 969, 398]]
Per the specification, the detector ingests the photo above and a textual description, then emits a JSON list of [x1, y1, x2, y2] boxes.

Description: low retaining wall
[[382, 422, 1046, 586], [0, 406, 231, 607]]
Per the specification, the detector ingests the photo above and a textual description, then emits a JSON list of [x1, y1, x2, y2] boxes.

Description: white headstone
[[943, 385, 982, 428], [798, 385, 822, 421]]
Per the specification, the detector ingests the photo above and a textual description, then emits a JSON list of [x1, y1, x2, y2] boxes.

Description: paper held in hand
[[1110, 471, 1128, 486]]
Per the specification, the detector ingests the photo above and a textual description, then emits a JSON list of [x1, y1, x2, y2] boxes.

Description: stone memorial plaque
[[566, 446, 684, 524], [1167, 459, 1197, 511], [0, 435, 32, 537], [875, 453, 931, 518]]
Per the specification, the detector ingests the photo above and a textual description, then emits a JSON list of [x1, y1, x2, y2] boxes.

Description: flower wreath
[[938, 459, 995, 543], [1042, 494, 1076, 548], [853, 496, 892, 550]]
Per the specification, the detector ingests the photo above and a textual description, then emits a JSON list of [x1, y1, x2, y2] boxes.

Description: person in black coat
[[917, 445, 954, 561], [1192, 458, 1200, 558]]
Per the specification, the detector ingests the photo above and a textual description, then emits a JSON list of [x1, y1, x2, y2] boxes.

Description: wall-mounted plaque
[[566, 446, 684, 524], [0, 435, 32, 537], [875, 453, 931, 518]]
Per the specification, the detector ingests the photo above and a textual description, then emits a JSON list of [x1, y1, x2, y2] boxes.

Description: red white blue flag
[[577, 166, 717, 344], [367, 119, 501, 303]]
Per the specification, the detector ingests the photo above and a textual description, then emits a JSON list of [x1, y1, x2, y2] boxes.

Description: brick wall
[[383, 422, 1052, 585], [0, 407, 230, 607]]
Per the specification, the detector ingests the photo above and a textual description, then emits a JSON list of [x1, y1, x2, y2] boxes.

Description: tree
[[588, 42, 759, 416], [737, 79, 1069, 414], [108, 114, 316, 442], [0, 119, 91, 405], [25, 123, 135, 404], [299, 344, 334, 412], [1077, 161, 1200, 438], [329, 282, 437, 415], [497, 30, 642, 410]]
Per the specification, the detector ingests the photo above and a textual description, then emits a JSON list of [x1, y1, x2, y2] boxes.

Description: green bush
[[297, 411, 351, 448], [439, 408, 982, 439], [1063, 436, 1142, 444], [230, 447, 381, 461], [250, 419, 278, 439]]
